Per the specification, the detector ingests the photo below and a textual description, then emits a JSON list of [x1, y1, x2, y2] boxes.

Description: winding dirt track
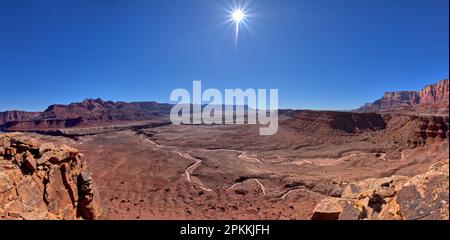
[[197, 148, 263, 164], [144, 138, 214, 191], [238, 152, 263, 163], [143, 137, 268, 194], [142, 136, 405, 198], [145, 139, 162, 148], [181, 152, 213, 192]]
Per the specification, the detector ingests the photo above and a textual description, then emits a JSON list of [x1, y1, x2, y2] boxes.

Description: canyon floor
[[22, 110, 448, 220]]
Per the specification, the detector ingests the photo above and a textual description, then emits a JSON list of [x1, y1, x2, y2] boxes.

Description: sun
[[222, 1, 253, 48], [229, 7, 247, 45], [231, 9, 245, 23]]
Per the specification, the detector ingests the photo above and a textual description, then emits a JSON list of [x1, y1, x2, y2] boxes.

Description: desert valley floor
[[16, 110, 447, 220]]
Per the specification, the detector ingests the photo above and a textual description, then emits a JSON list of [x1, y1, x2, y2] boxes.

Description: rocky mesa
[[0, 133, 102, 220], [0, 98, 172, 132]]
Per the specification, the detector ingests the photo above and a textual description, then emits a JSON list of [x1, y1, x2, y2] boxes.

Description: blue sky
[[0, 0, 448, 111]]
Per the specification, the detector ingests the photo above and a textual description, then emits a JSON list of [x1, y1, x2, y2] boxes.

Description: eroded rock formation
[[0, 133, 102, 220], [311, 159, 449, 220], [359, 79, 449, 113]]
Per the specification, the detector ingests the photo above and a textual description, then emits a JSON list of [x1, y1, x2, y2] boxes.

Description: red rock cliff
[[0, 111, 40, 126], [359, 79, 449, 113], [419, 79, 449, 106]]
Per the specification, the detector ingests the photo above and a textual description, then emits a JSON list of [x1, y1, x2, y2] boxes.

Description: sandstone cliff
[[0, 111, 40, 126], [359, 79, 449, 113], [0, 133, 102, 220], [311, 159, 449, 220]]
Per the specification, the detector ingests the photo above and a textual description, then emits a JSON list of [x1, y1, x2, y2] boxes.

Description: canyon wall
[[380, 114, 449, 146], [280, 110, 386, 134], [281, 110, 448, 141]]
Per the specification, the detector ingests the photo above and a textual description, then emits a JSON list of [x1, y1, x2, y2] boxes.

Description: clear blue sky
[[0, 0, 448, 111]]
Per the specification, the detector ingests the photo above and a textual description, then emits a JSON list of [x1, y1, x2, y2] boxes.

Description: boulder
[[10, 136, 39, 148], [311, 198, 343, 220], [4, 147, 16, 158], [38, 149, 73, 165], [22, 152, 37, 173], [38, 142, 55, 156], [311, 197, 364, 220]]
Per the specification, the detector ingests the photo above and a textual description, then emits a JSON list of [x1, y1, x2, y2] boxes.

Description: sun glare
[[230, 7, 247, 46], [232, 9, 245, 23], [224, 2, 252, 48]]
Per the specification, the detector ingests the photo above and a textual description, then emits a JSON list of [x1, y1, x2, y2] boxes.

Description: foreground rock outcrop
[[0, 133, 102, 220], [311, 159, 449, 220]]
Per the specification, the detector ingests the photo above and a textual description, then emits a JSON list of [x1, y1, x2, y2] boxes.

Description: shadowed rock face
[[311, 160, 449, 220], [0, 133, 102, 220], [281, 110, 386, 134], [359, 79, 449, 114]]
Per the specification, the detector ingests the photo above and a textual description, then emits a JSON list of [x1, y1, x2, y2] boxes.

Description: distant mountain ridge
[[39, 98, 172, 120], [0, 98, 172, 131], [1, 79, 448, 132], [359, 79, 449, 113]]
